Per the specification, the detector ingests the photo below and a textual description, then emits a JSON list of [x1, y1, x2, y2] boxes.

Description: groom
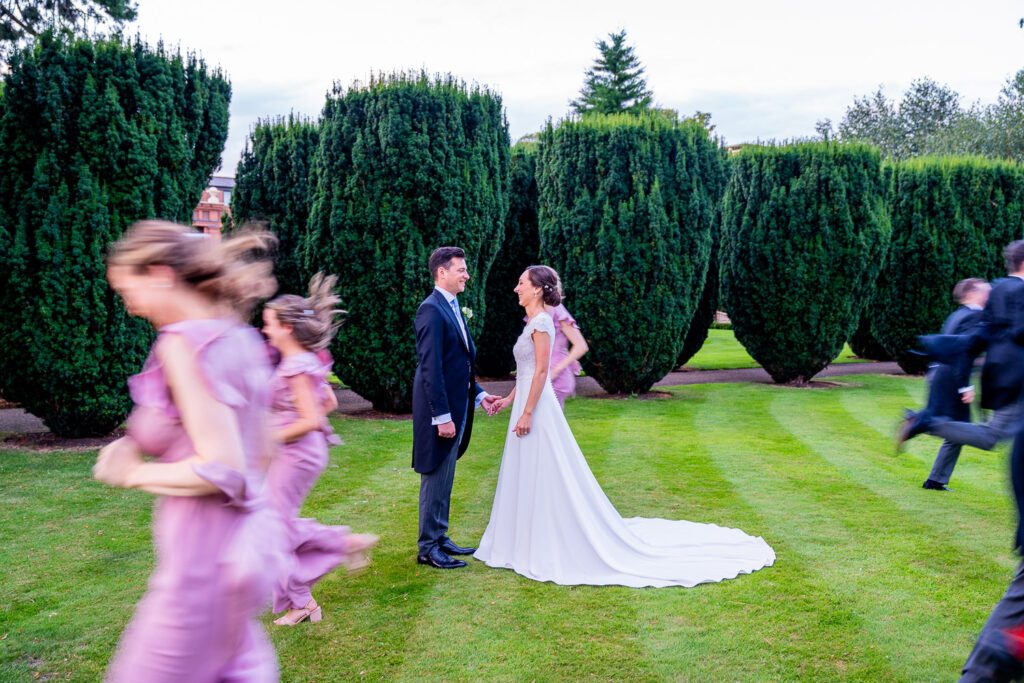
[[412, 246, 496, 569]]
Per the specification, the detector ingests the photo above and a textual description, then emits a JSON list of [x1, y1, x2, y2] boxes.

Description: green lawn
[[1, 374, 1017, 681], [684, 328, 865, 370]]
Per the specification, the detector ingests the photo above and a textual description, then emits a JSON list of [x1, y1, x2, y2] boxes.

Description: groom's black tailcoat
[[412, 289, 485, 474]]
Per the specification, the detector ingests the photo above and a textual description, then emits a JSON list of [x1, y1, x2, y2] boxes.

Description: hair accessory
[[303, 309, 315, 316], [183, 232, 208, 239]]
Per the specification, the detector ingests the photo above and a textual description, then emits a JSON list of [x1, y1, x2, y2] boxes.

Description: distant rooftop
[[210, 175, 235, 190]]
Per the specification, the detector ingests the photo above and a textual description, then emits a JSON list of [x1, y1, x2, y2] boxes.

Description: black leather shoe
[[440, 538, 477, 556], [923, 479, 950, 491], [416, 546, 467, 569]]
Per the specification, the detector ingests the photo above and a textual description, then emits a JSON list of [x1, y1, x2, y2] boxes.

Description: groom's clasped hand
[[483, 394, 507, 417]]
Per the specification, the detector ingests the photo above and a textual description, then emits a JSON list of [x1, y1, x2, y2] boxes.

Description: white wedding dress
[[474, 312, 776, 587]]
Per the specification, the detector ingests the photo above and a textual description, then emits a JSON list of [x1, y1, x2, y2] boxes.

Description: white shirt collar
[[966, 304, 983, 310], [434, 286, 457, 305], [1014, 274, 1024, 281]]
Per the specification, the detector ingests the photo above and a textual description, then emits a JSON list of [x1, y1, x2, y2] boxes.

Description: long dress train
[[474, 312, 775, 588]]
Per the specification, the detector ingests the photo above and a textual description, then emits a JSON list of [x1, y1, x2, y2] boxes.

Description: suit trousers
[[930, 401, 1024, 452], [417, 416, 466, 555], [961, 561, 1024, 682], [928, 440, 964, 485]]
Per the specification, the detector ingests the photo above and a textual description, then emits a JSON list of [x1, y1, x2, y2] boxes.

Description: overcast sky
[[130, 0, 1024, 177]]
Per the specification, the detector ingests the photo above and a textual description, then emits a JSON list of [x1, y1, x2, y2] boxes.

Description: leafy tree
[[231, 114, 320, 298], [0, 32, 231, 436], [720, 142, 890, 384], [477, 142, 539, 378], [571, 30, 652, 116], [0, 0, 135, 62], [303, 72, 509, 412], [838, 79, 962, 160], [538, 114, 720, 394]]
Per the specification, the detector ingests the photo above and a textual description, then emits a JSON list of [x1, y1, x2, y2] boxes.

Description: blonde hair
[[107, 220, 278, 319], [266, 273, 345, 352]]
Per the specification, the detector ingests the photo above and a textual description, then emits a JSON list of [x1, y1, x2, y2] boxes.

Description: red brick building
[[191, 176, 235, 238]]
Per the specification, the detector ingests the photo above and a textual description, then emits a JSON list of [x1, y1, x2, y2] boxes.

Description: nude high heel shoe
[[274, 600, 322, 626]]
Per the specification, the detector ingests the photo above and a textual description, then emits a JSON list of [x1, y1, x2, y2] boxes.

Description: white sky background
[[129, 0, 1024, 176]]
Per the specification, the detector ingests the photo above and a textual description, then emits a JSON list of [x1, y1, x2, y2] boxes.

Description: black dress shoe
[[923, 479, 950, 491], [416, 546, 467, 569], [439, 538, 477, 556]]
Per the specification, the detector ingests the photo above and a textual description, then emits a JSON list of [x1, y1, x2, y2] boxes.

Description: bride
[[474, 265, 775, 587]]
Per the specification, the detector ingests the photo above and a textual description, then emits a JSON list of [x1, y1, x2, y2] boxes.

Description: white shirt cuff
[[431, 413, 452, 426], [475, 391, 490, 408], [958, 386, 974, 394]]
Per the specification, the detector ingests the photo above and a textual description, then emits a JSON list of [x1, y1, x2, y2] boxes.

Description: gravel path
[[0, 361, 904, 435]]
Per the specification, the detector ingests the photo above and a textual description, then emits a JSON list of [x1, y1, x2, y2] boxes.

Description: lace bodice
[[514, 312, 556, 386]]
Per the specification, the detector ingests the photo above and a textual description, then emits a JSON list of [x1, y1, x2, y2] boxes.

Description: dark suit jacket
[[411, 289, 485, 475], [925, 306, 983, 421], [924, 278, 1024, 411]]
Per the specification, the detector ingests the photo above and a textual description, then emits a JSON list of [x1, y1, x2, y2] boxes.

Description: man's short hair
[[953, 278, 987, 304], [1006, 240, 1024, 273], [429, 246, 466, 278]]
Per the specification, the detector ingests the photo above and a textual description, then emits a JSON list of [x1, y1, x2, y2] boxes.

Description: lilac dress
[[106, 319, 285, 683], [549, 305, 581, 406], [266, 351, 348, 613]]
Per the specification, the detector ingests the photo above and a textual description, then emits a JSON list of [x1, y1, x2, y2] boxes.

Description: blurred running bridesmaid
[[95, 221, 285, 682], [262, 275, 378, 626], [527, 266, 588, 407]]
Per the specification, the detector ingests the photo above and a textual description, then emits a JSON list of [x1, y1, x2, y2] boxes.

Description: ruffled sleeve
[[191, 461, 257, 510], [127, 353, 176, 417], [552, 304, 578, 329], [278, 352, 329, 383]]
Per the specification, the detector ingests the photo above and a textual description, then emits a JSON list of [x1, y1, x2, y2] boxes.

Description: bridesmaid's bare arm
[[552, 321, 588, 376], [276, 373, 321, 443], [323, 386, 339, 415], [123, 334, 245, 496]]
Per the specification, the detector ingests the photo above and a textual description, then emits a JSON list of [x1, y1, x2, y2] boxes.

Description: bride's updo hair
[[526, 265, 563, 307], [107, 220, 278, 318], [266, 273, 345, 352]]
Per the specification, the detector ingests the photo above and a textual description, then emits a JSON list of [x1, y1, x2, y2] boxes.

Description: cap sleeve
[[527, 312, 556, 338]]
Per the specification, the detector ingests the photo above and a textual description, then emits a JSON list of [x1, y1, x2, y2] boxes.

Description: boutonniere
[[461, 306, 474, 320]]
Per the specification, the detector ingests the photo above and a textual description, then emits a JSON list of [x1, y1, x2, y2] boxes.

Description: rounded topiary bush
[[232, 114, 320, 298], [477, 142, 540, 378], [0, 33, 231, 436], [720, 142, 890, 384], [872, 157, 1024, 373], [677, 149, 731, 368], [303, 73, 510, 412], [538, 114, 720, 394]]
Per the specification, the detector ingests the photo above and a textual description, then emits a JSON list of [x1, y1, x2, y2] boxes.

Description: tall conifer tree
[[571, 30, 653, 116]]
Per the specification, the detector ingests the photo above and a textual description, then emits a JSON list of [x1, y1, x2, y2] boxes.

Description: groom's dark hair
[[429, 246, 466, 279]]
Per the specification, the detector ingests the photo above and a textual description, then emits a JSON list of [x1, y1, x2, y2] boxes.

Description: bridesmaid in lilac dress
[[522, 267, 589, 408], [94, 221, 285, 682], [262, 274, 378, 626]]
